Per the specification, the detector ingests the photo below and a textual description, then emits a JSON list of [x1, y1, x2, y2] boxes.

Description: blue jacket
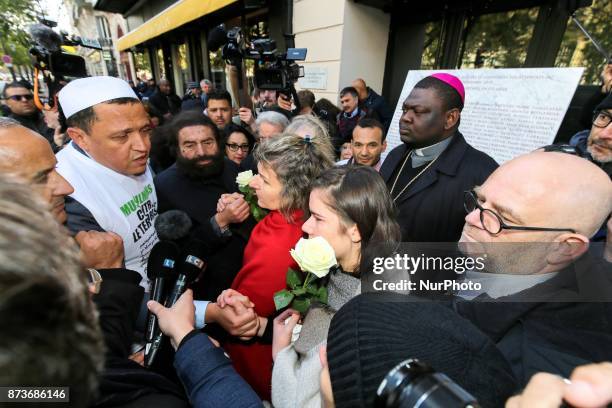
[[174, 332, 262, 408]]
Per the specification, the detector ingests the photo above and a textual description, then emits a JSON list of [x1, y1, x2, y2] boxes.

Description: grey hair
[[286, 114, 333, 144], [0, 174, 104, 407], [200, 79, 212, 86], [255, 111, 290, 134], [0, 117, 20, 128], [255, 132, 335, 221]]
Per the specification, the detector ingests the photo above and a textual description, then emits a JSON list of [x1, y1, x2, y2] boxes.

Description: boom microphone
[[207, 24, 228, 52], [145, 240, 209, 367], [29, 24, 63, 53], [145, 241, 180, 342]]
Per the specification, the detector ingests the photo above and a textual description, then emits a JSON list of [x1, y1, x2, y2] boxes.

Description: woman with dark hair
[[270, 166, 401, 408], [313, 98, 343, 155], [210, 133, 335, 401], [223, 123, 255, 166]]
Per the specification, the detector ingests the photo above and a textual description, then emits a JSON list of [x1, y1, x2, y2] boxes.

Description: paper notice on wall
[[384, 68, 584, 164]]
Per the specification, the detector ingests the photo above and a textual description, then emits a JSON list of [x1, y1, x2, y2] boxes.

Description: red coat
[[225, 209, 304, 400]]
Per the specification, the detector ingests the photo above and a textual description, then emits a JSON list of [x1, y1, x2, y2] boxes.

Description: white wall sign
[[298, 67, 328, 90], [384, 68, 584, 164]]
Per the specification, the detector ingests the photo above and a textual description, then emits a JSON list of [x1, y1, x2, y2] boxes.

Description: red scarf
[[226, 209, 304, 400]]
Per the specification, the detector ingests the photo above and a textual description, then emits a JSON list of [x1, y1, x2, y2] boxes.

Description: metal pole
[[570, 13, 610, 61]]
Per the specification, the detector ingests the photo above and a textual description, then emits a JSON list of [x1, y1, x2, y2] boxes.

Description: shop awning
[[117, 0, 237, 51]]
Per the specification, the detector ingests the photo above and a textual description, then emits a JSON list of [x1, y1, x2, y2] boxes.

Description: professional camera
[[375, 359, 480, 408], [28, 21, 102, 108], [29, 21, 101, 79], [208, 24, 307, 111]]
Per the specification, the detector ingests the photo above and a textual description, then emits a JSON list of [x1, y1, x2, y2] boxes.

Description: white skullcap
[[58, 76, 139, 119]]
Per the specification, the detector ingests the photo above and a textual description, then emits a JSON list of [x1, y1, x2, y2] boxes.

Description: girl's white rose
[[236, 170, 254, 188], [290, 237, 337, 278]]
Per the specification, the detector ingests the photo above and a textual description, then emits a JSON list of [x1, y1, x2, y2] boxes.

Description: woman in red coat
[[223, 133, 335, 400]]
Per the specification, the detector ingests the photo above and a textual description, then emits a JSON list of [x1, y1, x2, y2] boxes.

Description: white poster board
[[384, 68, 584, 164], [298, 67, 328, 90]]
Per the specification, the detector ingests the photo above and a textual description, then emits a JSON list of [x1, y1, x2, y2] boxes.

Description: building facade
[[66, 0, 137, 81], [95, 0, 605, 106]]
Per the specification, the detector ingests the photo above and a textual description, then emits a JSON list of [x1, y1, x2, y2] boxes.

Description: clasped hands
[[214, 193, 250, 230], [211, 289, 265, 340]]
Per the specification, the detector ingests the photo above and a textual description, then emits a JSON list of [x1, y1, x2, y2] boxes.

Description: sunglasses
[[7, 94, 34, 102]]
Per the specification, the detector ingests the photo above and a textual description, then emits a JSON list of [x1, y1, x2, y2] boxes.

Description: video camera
[[208, 24, 307, 111], [28, 20, 102, 108]]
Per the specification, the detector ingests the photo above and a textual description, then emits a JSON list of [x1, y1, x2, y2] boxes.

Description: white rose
[[290, 236, 337, 278], [236, 170, 254, 188]]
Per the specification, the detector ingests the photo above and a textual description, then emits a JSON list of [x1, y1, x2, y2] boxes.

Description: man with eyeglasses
[[569, 92, 612, 178], [454, 150, 612, 386], [155, 110, 254, 301], [2, 81, 53, 142]]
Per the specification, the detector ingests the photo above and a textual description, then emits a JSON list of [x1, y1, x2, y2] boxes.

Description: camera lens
[[375, 359, 479, 408]]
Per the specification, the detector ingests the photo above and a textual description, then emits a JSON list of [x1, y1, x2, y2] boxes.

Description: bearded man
[[154, 111, 252, 300]]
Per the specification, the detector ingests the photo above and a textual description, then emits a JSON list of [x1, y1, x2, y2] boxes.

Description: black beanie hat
[[595, 92, 612, 112], [326, 292, 518, 408]]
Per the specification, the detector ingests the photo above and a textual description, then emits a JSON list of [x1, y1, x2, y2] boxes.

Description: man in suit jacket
[[380, 73, 497, 242]]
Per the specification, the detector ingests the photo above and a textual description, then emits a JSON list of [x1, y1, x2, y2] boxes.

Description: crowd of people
[[0, 61, 611, 408]]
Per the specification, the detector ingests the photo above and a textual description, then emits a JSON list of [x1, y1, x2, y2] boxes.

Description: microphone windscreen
[[178, 240, 210, 282], [147, 240, 179, 280], [154, 210, 193, 241], [29, 24, 62, 52], [207, 24, 228, 52]]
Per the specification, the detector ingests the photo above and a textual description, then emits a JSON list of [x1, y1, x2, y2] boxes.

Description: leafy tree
[[0, 0, 40, 76], [556, 0, 611, 84]]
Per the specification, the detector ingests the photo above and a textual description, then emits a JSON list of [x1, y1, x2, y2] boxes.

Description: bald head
[[0, 122, 74, 223], [351, 78, 367, 101], [484, 152, 611, 238]]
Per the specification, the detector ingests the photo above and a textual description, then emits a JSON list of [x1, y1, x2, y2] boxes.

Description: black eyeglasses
[[592, 110, 612, 128], [226, 143, 250, 152], [6, 94, 34, 102], [463, 190, 576, 235]]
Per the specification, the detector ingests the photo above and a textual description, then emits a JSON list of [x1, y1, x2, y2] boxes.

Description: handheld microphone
[[154, 210, 193, 242], [145, 241, 179, 342], [145, 240, 208, 367]]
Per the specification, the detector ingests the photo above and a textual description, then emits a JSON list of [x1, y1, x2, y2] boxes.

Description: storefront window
[[421, 8, 538, 70], [157, 47, 166, 79], [555, 0, 611, 85], [177, 42, 190, 90], [421, 21, 443, 69], [458, 8, 538, 69], [209, 50, 226, 89], [133, 49, 153, 80]]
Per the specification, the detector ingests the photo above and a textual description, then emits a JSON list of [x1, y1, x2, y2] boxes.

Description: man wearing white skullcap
[[57, 76, 159, 287]]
